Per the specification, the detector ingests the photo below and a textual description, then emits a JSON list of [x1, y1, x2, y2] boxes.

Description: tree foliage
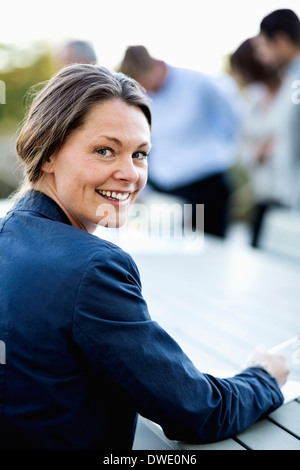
[[0, 42, 55, 134]]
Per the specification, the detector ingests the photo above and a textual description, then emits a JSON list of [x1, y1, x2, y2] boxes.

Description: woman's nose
[[114, 157, 139, 182]]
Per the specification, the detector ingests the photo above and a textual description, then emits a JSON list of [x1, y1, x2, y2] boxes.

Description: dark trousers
[[251, 200, 283, 248], [148, 171, 231, 238]]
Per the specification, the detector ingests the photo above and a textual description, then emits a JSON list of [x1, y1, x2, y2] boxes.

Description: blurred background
[[1, 0, 300, 261]]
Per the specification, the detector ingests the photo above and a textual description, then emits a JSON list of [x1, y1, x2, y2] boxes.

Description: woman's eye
[[133, 151, 148, 160], [96, 147, 113, 158]]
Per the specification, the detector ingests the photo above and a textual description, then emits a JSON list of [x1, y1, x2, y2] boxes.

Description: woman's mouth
[[96, 189, 131, 201]]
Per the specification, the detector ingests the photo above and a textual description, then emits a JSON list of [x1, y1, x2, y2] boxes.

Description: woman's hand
[[246, 346, 290, 387]]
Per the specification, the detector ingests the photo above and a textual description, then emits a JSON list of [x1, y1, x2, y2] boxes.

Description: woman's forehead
[[68, 99, 151, 145], [83, 100, 150, 131]]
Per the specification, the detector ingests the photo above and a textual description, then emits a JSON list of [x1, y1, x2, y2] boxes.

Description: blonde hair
[[15, 64, 151, 196]]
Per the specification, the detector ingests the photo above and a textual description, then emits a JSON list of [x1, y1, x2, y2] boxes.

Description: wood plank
[[178, 439, 245, 450], [133, 416, 245, 450], [268, 400, 300, 438], [236, 419, 300, 450]]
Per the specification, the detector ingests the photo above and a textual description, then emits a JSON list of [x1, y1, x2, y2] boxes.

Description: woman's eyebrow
[[97, 136, 151, 150], [101, 136, 122, 146], [137, 141, 152, 150]]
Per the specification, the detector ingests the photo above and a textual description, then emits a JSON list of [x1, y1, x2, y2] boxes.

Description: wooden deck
[[130, 235, 300, 450]]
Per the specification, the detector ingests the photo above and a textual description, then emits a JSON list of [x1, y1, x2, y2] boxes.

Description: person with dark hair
[[252, 9, 300, 212], [230, 38, 280, 86], [119, 46, 239, 238], [255, 8, 300, 71], [260, 8, 300, 47], [0, 64, 288, 450], [230, 38, 283, 248]]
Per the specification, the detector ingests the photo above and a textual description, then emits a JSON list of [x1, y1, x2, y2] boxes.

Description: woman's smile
[[95, 189, 132, 202]]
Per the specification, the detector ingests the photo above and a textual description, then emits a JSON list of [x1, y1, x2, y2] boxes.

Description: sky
[[2, 0, 300, 75]]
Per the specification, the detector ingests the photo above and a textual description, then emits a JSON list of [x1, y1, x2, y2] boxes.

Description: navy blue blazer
[[0, 190, 283, 449]]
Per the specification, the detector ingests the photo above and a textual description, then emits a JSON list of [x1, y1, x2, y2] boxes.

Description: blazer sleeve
[[72, 244, 284, 443]]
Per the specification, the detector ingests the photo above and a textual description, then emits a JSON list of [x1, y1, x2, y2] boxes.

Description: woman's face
[[42, 99, 151, 232], [253, 34, 282, 67]]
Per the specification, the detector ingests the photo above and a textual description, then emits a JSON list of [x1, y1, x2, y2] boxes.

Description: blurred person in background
[[55, 39, 98, 67], [230, 38, 283, 248], [0, 64, 288, 450], [119, 46, 239, 238], [253, 9, 300, 212]]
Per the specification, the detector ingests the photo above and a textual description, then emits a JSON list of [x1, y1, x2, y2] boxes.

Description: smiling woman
[[15, 64, 151, 231], [0, 63, 289, 451], [38, 99, 151, 231]]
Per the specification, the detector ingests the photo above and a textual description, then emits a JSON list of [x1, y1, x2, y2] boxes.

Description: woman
[[0, 64, 288, 450], [230, 38, 284, 248]]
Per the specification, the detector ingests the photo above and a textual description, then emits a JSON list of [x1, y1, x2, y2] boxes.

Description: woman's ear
[[41, 156, 55, 174]]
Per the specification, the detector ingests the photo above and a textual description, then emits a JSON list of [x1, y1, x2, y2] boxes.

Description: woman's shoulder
[[45, 224, 142, 292], [69, 228, 139, 276], [68, 230, 143, 300]]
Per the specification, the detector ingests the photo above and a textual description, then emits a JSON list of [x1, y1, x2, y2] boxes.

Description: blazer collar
[[8, 190, 72, 226]]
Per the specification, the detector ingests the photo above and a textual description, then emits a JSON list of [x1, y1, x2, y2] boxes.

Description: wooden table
[[126, 235, 300, 450]]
